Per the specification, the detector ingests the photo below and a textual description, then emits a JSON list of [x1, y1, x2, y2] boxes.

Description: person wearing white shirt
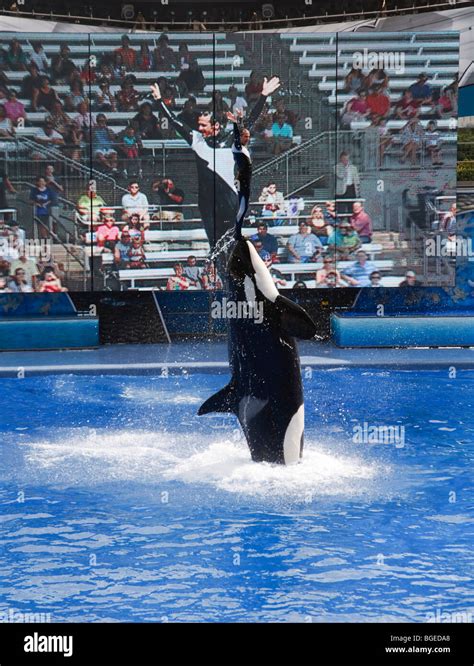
[[121, 181, 150, 224], [30, 43, 49, 74], [228, 85, 248, 116]]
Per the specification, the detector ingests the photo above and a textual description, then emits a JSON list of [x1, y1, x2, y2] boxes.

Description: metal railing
[[0, 1, 469, 31]]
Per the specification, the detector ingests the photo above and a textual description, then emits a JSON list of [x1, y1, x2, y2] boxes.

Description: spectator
[[166, 263, 191, 291], [245, 70, 263, 104], [425, 120, 443, 165], [115, 35, 137, 71], [369, 271, 382, 287], [208, 90, 230, 125], [112, 52, 126, 80], [95, 79, 116, 112], [251, 239, 271, 262], [137, 43, 153, 72], [327, 220, 362, 260], [440, 203, 456, 234], [307, 205, 333, 246], [399, 270, 422, 287], [409, 72, 434, 107], [344, 66, 365, 94], [287, 221, 323, 263], [8, 266, 34, 292], [0, 276, 12, 292], [154, 35, 177, 71], [92, 114, 118, 173], [259, 182, 286, 225], [9, 252, 39, 290], [113, 231, 132, 267], [394, 90, 419, 120], [0, 105, 14, 139], [21, 63, 42, 100], [51, 45, 77, 83], [293, 280, 307, 289], [250, 222, 278, 260], [341, 90, 370, 127], [0, 171, 16, 211], [133, 102, 161, 139], [73, 99, 96, 146], [270, 112, 293, 155], [121, 181, 149, 224], [46, 100, 71, 135], [273, 99, 299, 129], [228, 85, 248, 116], [201, 262, 223, 290], [29, 42, 49, 74], [31, 76, 60, 112], [44, 164, 63, 220], [29, 176, 53, 239], [65, 79, 85, 112], [176, 59, 205, 95], [32, 119, 64, 159], [365, 68, 389, 92], [177, 43, 192, 71], [177, 97, 199, 129], [400, 117, 425, 165], [436, 87, 454, 119], [162, 85, 176, 109], [96, 214, 120, 251], [320, 270, 343, 288], [4, 89, 26, 126], [123, 212, 147, 237], [152, 178, 185, 218], [316, 256, 344, 286], [350, 201, 373, 243], [7, 39, 27, 71], [117, 125, 142, 176], [37, 266, 68, 292], [324, 200, 337, 225], [366, 86, 390, 119], [183, 255, 203, 287], [335, 152, 360, 213], [127, 235, 146, 269], [76, 183, 107, 225], [340, 250, 377, 287], [116, 78, 140, 112]]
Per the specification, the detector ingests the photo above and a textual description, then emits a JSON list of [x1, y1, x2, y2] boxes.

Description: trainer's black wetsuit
[[155, 95, 267, 248]]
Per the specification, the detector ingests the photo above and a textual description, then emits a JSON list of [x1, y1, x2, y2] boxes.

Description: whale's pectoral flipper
[[274, 295, 317, 340], [198, 382, 238, 415]]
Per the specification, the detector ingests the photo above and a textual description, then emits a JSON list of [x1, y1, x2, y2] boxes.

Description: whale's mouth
[[3, 427, 393, 503]]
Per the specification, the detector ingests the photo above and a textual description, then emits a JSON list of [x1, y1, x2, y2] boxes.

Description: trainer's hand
[[150, 83, 162, 100], [262, 76, 281, 97]]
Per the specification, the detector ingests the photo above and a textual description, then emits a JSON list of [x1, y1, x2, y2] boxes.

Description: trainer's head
[[198, 111, 220, 138], [240, 127, 251, 146]]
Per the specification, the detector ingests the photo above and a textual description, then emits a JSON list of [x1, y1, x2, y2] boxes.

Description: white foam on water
[[120, 386, 202, 405], [16, 428, 388, 501]]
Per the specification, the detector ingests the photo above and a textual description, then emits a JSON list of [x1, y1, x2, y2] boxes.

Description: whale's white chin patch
[[283, 404, 304, 465], [246, 240, 279, 303]]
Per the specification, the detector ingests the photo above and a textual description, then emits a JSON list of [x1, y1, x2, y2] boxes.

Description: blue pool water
[[0, 368, 473, 622]]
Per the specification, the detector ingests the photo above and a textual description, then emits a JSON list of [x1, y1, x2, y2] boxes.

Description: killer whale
[[198, 239, 317, 465]]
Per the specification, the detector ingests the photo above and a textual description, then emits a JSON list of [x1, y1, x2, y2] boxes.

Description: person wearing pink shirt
[[3, 90, 26, 126], [350, 201, 373, 243], [96, 214, 121, 251]]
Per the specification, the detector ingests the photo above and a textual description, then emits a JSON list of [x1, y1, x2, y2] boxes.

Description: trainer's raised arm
[[150, 82, 162, 100], [262, 76, 281, 97]]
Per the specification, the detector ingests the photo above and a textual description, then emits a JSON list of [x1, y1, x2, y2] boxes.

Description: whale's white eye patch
[[246, 240, 278, 303]]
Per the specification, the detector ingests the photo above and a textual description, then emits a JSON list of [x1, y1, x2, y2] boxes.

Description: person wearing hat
[[409, 73, 434, 107], [399, 270, 422, 287], [327, 220, 362, 260]]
